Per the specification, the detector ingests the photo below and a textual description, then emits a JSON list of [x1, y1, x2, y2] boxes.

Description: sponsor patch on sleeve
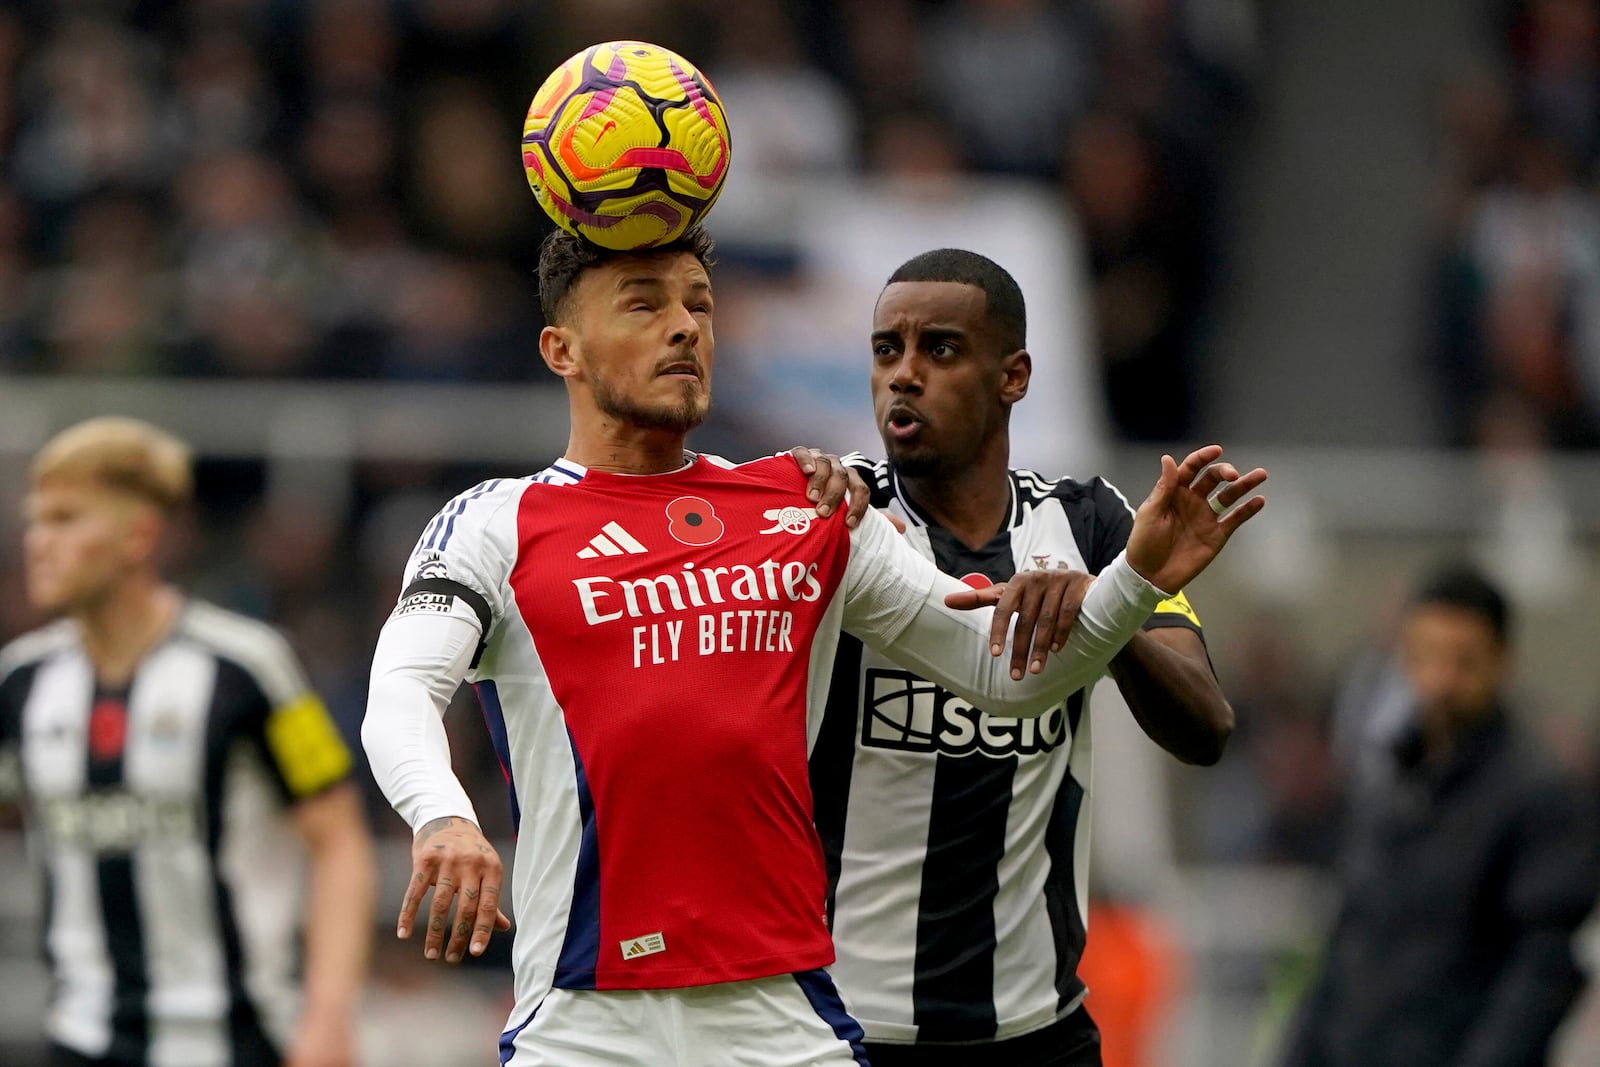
[[1152, 590, 1202, 628], [392, 589, 457, 620], [265, 694, 352, 798]]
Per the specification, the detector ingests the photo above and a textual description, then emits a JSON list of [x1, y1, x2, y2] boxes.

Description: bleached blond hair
[[31, 417, 194, 513]]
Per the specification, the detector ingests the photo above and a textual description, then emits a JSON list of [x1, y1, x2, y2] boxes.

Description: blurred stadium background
[[2, 0, 1599, 1064]]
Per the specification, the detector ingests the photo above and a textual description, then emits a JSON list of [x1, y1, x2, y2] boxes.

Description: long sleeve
[[842, 506, 1165, 718], [361, 610, 482, 831]]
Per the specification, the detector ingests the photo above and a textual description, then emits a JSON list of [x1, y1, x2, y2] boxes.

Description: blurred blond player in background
[[0, 418, 376, 1067]]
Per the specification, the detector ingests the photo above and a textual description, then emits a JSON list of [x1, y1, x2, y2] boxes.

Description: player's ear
[[122, 500, 166, 567], [539, 325, 579, 380], [999, 349, 1030, 407]]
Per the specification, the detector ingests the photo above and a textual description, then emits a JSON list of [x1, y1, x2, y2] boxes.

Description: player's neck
[[897, 447, 1012, 552], [72, 578, 183, 688], [563, 421, 693, 475]]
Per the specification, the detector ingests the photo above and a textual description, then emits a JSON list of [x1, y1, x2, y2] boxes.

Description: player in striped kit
[[360, 228, 1263, 1066], [819, 249, 1251, 1066], [0, 418, 376, 1067]]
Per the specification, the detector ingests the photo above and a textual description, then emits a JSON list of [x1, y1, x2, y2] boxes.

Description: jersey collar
[[888, 466, 1018, 532]]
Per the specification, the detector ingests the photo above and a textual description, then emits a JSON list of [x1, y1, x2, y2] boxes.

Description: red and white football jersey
[[366, 452, 1164, 1043]]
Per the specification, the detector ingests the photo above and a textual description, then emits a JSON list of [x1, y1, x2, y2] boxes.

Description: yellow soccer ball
[[522, 41, 732, 250]]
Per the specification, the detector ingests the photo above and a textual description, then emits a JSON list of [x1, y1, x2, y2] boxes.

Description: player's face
[[22, 481, 151, 615], [567, 251, 714, 434], [870, 281, 1020, 479], [1400, 604, 1507, 731]]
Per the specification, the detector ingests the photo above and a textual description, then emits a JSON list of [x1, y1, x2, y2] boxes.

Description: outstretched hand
[[398, 816, 511, 963], [944, 568, 1096, 679], [1124, 445, 1266, 595]]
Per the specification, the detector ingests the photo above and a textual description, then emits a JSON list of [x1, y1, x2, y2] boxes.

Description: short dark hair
[[883, 248, 1027, 353], [1411, 563, 1512, 645], [537, 226, 717, 324]]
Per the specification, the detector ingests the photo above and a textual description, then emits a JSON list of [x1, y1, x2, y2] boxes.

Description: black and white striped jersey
[[814, 458, 1203, 1044], [0, 602, 353, 1067]]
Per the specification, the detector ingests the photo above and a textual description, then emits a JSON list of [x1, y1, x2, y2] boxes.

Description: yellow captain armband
[[1152, 590, 1202, 628], [265, 693, 352, 799]]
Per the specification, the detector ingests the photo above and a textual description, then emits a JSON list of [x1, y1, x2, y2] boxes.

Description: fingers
[[993, 581, 1041, 680], [943, 584, 1004, 611], [471, 880, 506, 956], [794, 447, 840, 516], [1220, 491, 1267, 534], [1171, 445, 1224, 485], [1025, 577, 1067, 674], [1211, 467, 1268, 511], [1051, 574, 1093, 652], [446, 869, 481, 963], [843, 467, 869, 529], [1143, 453, 1179, 512], [1189, 462, 1240, 500], [397, 867, 429, 940], [424, 868, 457, 961], [988, 583, 1016, 659], [884, 510, 907, 534]]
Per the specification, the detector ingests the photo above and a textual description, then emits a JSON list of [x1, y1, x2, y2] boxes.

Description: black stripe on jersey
[[909, 522, 1023, 1043], [1044, 698, 1089, 1012], [812, 636, 862, 927], [2, 663, 50, 970], [0, 659, 40, 799], [86, 688, 151, 1066], [204, 658, 282, 1065], [913, 752, 1016, 1041]]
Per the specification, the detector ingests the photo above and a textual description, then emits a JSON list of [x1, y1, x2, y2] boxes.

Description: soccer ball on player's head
[[522, 41, 731, 250]]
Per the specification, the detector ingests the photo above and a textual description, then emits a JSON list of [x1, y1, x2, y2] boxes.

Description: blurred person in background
[[0, 418, 375, 1067], [823, 249, 1257, 1067], [1279, 564, 1599, 1067]]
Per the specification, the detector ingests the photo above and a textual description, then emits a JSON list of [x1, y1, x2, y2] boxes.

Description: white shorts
[[499, 969, 870, 1066]]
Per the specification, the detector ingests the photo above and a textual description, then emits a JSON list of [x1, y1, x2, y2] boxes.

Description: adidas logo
[[619, 932, 666, 960], [577, 521, 648, 559]]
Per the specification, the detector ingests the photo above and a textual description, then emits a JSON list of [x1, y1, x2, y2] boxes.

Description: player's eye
[[931, 342, 956, 358], [872, 343, 896, 359]]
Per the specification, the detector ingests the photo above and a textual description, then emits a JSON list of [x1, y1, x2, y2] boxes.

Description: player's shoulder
[[841, 452, 896, 509], [1024, 468, 1134, 520], [424, 475, 538, 525], [0, 620, 78, 681], [177, 601, 303, 697], [702, 451, 812, 492]]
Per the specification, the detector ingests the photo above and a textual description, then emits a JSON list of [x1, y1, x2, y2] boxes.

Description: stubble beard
[[592, 373, 708, 434]]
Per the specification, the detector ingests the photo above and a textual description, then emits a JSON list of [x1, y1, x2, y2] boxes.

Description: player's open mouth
[[657, 362, 701, 380], [886, 405, 923, 440]]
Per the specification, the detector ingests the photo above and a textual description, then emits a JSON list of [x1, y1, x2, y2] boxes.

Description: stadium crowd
[[0, 0, 1265, 835]]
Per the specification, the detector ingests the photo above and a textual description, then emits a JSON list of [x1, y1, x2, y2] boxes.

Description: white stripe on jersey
[[23, 649, 110, 1055], [127, 643, 230, 1067], [183, 602, 305, 706], [220, 743, 305, 1050], [989, 733, 1077, 1034]]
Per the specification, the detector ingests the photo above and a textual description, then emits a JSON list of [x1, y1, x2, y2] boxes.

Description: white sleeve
[[842, 507, 1166, 718], [399, 479, 521, 626], [361, 604, 482, 832]]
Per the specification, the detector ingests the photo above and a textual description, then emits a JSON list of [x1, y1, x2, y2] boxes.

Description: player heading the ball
[[362, 220, 1267, 1065]]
